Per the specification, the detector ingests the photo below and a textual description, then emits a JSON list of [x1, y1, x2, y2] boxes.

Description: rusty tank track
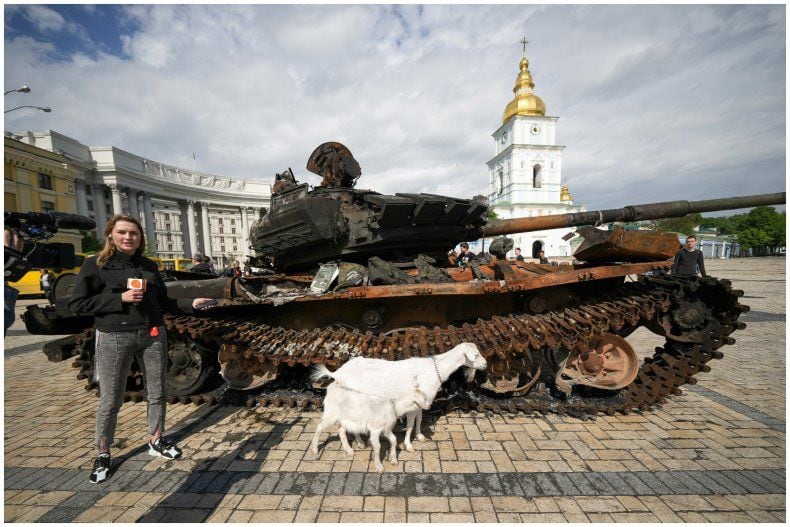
[[69, 276, 747, 417]]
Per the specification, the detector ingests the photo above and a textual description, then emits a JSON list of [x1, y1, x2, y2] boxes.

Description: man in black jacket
[[672, 235, 707, 277]]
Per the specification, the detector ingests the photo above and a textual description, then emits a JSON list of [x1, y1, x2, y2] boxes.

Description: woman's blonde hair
[[96, 214, 146, 267]]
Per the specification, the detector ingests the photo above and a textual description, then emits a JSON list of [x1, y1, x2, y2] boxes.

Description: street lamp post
[[4, 106, 51, 114], [4, 85, 31, 96]]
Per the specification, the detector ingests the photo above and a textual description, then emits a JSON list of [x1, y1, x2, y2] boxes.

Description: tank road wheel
[[480, 354, 541, 395], [218, 344, 278, 391], [165, 334, 218, 396], [51, 273, 78, 303], [556, 333, 639, 394]]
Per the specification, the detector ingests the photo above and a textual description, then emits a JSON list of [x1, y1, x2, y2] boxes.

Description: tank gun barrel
[[481, 192, 786, 237]]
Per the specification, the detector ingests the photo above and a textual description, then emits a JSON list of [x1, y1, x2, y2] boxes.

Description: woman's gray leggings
[[94, 327, 167, 453]]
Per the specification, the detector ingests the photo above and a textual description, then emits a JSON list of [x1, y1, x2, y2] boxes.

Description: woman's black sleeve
[[67, 258, 124, 315]]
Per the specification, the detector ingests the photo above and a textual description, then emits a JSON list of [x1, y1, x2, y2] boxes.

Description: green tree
[[652, 213, 702, 236], [486, 209, 499, 221], [698, 215, 739, 235], [81, 230, 103, 254], [736, 206, 785, 254]]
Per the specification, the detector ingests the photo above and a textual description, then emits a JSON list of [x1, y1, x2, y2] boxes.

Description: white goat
[[310, 374, 430, 472], [315, 342, 487, 452]]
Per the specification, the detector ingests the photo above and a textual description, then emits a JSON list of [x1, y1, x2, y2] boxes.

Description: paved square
[[4, 258, 785, 522]]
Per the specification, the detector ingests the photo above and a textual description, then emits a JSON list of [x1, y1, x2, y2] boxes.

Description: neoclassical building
[[10, 130, 271, 265], [4, 135, 84, 251], [487, 46, 586, 258]]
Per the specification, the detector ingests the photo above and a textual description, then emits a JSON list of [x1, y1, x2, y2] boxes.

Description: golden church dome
[[502, 56, 546, 123], [560, 185, 573, 202]]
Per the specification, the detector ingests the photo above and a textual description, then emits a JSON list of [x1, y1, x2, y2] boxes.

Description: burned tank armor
[[251, 149, 489, 271], [26, 141, 785, 417]]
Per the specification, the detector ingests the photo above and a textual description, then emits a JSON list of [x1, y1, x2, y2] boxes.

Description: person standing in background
[[672, 235, 707, 277], [40, 269, 51, 299]]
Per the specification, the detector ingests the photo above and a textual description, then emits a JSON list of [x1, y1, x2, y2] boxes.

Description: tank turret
[[249, 142, 489, 271]]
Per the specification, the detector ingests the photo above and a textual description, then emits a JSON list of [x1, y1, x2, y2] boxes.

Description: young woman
[[69, 215, 215, 484]]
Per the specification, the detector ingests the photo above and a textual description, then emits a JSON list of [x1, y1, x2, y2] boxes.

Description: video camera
[[4, 211, 96, 282]]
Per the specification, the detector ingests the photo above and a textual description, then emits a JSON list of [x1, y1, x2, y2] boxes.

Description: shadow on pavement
[[137, 407, 300, 523]]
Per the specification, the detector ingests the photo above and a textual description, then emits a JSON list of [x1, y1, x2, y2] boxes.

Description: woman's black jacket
[[68, 251, 193, 332]]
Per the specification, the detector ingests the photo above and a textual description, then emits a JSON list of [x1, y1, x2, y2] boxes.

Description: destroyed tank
[[27, 142, 785, 418]]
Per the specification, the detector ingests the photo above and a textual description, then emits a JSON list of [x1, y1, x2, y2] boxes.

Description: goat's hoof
[[310, 447, 319, 455], [345, 449, 355, 457], [388, 457, 398, 465], [375, 465, 384, 473], [416, 434, 426, 442], [406, 444, 415, 452]]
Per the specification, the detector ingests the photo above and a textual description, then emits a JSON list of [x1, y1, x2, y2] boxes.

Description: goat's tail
[[310, 364, 335, 383]]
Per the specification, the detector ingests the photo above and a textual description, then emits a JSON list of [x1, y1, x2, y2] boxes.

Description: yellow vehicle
[[9, 253, 87, 298], [159, 258, 192, 271]]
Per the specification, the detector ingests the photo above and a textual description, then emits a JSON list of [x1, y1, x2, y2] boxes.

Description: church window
[[520, 160, 524, 169], [497, 169, 505, 195], [533, 164, 542, 188]]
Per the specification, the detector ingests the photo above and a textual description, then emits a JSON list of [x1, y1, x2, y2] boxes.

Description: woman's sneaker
[[148, 438, 182, 459], [89, 453, 111, 484]]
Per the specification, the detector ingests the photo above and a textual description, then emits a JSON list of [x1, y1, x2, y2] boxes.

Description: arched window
[[497, 168, 505, 195], [533, 164, 542, 188]]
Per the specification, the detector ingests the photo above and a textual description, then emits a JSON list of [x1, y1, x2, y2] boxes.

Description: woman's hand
[[121, 289, 144, 303], [192, 298, 218, 310]]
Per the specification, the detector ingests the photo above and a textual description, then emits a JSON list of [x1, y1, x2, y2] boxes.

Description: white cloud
[[23, 5, 66, 32], [4, 5, 785, 212]]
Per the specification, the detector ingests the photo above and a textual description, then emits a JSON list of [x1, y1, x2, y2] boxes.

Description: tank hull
[[24, 141, 781, 416]]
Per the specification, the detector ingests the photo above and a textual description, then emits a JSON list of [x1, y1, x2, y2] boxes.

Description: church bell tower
[[486, 38, 584, 258]]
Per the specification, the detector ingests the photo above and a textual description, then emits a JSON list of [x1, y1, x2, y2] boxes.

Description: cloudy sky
[[4, 4, 786, 210]]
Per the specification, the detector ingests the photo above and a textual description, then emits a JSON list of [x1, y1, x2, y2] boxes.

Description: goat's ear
[[464, 343, 479, 360]]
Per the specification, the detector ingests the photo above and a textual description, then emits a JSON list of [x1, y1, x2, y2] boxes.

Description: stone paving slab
[[4, 258, 786, 522]]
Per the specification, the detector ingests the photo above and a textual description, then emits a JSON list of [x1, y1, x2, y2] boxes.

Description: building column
[[179, 200, 193, 257], [92, 184, 108, 238], [75, 179, 89, 217], [127, 188, 140, 218], [185, 200, 198, 257], [109, 184, 124, 215], [240, 206, 250, 256], [142, 192, 157, 256], [199, 201, 212, 257]]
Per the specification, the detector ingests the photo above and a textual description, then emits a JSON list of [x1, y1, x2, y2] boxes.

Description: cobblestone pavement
[[4, 258, 785, 523]]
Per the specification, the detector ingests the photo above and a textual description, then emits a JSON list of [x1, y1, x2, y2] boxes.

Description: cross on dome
[[502, 36, 545, 122]]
